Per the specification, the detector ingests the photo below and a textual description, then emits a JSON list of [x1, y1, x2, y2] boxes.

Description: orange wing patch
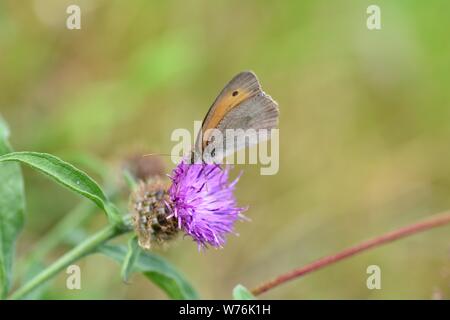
[[200, 88, 255, 149]]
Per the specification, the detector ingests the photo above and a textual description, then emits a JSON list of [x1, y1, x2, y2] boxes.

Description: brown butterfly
[[192, 71, 279, 163]]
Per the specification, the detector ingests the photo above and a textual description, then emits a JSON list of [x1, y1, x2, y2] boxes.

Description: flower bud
[[123, 153, 166, 181], [130, 178, 178, 249]]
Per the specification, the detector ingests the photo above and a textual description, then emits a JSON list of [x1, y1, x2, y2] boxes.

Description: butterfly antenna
[[142, 153, 183, 159]]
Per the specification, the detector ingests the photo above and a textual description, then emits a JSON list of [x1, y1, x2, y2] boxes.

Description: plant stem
[[17, 188, 120, 277], [18, 202, 95, 274], [10, 223, 131, 300], [251, 211, 450, 296]]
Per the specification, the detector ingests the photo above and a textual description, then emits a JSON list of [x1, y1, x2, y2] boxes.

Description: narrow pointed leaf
[[0, 151, 121, 224], [0, 117, 26, 299], [120, 236, 141, 282]]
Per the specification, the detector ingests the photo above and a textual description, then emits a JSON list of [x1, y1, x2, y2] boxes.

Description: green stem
[[10, 223, 131, 300], [18, 202, 96, 274], [18, 187, 120, 275]]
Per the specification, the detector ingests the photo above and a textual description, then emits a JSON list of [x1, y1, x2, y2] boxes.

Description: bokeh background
[[1, 0, 450, 299]]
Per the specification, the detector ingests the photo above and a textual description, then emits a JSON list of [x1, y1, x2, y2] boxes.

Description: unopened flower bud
[[123, 153, 166, 182]]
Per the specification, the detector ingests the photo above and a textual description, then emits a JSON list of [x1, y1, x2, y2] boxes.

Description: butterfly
[[192, 71, 279, 163]]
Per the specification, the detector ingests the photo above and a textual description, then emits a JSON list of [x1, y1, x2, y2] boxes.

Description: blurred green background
[[1, 0, 450, 299]]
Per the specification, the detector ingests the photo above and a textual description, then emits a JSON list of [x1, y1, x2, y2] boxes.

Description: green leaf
[[120, 236, 141, 282], [0, 117, 26, 299], [99, 244, 199, 300], [233, 284, 256, 300], [0, 151, 121, 225], [62, 152, 109, 181]]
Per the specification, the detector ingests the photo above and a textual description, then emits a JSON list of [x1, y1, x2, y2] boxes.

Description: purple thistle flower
[[168, 160, 246, 249]]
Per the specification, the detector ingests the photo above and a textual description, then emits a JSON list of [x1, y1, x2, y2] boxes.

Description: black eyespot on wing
[[232, 90, 239, 96], [243, 116, 252, 126]]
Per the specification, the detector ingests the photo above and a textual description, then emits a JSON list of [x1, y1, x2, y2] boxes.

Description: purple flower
[[168, 160, 246, 249]]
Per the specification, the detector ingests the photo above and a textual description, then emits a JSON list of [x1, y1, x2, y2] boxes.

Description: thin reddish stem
[[251, 211, 450, 296]]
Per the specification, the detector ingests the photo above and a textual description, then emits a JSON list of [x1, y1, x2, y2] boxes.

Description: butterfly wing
[[214, 92, 279, 158], [194, 71, 279, 160]]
